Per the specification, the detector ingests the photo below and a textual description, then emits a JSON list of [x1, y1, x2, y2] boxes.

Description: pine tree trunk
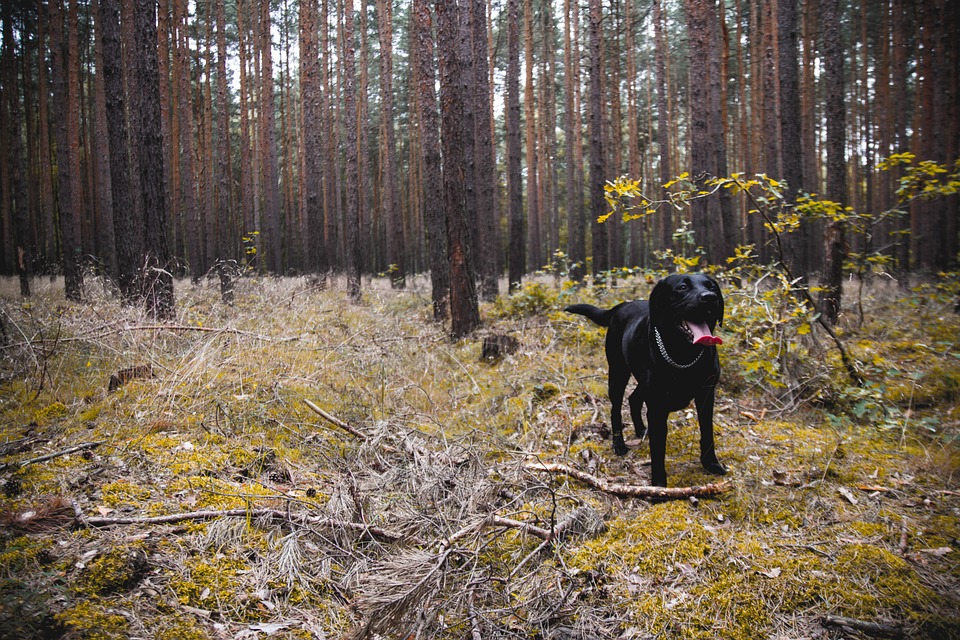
[[100, 0, 142, 301], [817, 0, 846, 324], [174, 0, 202, 281], [588, 0, 607, 276], [653, 0, 673, 257], [132, 0, 175, 319], [413, 0, 450, 320], [259, 0, 283, 274], [563, 0, 584, 281], [472, 0, 499, 301], [341, 0, 362, 299], [377, 0, 405, 287], [48, 0, 83, 301], [436, 0, 480, 337], [507, 0, 525, 291], [301, 0, 325, 275], [523, 0, 540, 273]]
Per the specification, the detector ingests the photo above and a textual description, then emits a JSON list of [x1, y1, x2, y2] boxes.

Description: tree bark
[[132, 0, 175, 319], [48, 0, 83, 301], [506, 0, 525, 292], [563, 0, 584, 281], [817, 0, 846, 324], [587, 0, 607, 276], [259, 0, 284, 274], [436, 0, 480, 338], [472, 0, 499, 301], [341, 0, 362, 299], [376, 0, 405, 287], [412, 0, 450, 320]]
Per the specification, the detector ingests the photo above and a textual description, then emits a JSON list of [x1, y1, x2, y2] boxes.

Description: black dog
[[566, 273, 727, 487]]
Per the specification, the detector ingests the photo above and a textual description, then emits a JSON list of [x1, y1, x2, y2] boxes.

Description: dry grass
[[0, 272, 958, 639]]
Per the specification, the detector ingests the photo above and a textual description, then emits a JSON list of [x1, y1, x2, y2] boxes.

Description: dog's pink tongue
[[686, 321, 723, 346]]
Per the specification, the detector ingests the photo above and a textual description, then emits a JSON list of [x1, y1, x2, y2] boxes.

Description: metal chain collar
[[654, 327, 704, 369]]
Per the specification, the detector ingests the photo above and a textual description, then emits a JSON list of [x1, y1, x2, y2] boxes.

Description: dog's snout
[[699, 290, 718, 302]]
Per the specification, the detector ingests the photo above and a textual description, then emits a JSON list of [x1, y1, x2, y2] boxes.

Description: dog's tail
[[564, 303, 615, 327]]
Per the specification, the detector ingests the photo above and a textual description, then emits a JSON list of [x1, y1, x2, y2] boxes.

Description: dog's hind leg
[[608, 367, 631, 456], [628, 387, 647, 439]]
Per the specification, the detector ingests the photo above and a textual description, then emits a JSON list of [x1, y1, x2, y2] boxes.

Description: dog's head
[[649, 273, 724, 345]]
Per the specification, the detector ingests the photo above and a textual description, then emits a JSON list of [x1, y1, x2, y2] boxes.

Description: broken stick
[[303, 399, 368, 441], [524, 461, 733, 500]]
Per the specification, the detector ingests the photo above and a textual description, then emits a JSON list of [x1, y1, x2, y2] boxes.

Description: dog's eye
[[677, 283, 688, 291]]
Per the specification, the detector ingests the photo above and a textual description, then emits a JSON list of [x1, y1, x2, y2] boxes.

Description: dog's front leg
[[646, 408, 669, 487], [694, 387, 727, 476]]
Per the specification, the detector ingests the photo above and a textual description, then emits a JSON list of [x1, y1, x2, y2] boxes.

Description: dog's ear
[[648, 277, 672, 326], [709, 276, 724, 327]]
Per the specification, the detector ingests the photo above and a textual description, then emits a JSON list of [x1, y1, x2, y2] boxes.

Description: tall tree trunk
[[341, 0, 362, 299], [376, 0, 405, 287], [588, 0, 607, 276], [563, 0, 583, 281], [215, 0, 233, 262], [523, 0, 540, 272], [260, 0, 284, 274], [301, 0, 325, 274], [818, 0, 846, 324], [90, 0, 118, 281], [436, 0, 480, 337], [683, 0, 725, 264], [779, 0, 805, 276], [413, 0, 450, 319], [36, 0, 57, 272], [174, 0, 202, 281], [507, 0, 525, 291], [3, 1, 32, 295], [653, 0, 673, 257], [132, 0, 175, 319], [100, 0, 142, 301], [48, 0, 82, 301], [472, 0, 499, 300]]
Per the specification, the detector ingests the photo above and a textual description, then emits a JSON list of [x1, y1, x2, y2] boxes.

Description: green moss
[[55, 599, 129, 639], [152, 616, 210, 640]]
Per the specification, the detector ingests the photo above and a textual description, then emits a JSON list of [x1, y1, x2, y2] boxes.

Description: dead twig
[[524, 461, 733, 500], [80, 506, 406, 541], [303, 399, 369, 441], [0, 441, 104, 473], [822, 614, 903, 638]]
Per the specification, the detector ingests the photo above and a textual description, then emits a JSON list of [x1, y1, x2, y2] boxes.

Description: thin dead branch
[[303, 399, 369, 440], [0, 441, 104, 473], [524, 461, 733, 500], [822, 615, 903, 638], [79, 506, 406, 541]]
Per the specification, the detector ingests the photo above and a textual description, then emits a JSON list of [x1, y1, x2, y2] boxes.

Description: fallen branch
[[524, 461, 733, 500], [822, 614, 903, 638], [303, 399, 369, 441], [0, 441, 104, 473], [80, 506, 405, 541]]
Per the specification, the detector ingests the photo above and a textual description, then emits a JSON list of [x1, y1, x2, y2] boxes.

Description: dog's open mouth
[[681, 320, 723, 346]]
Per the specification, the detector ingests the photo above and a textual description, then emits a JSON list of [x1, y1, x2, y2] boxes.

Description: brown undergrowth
[[0, 273, 957, 639]]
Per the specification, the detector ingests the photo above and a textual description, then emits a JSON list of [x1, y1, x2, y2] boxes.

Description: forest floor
[[0, 271, 958, 640]]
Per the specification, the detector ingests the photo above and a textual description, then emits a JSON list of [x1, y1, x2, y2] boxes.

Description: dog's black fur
[[566, 273, 727, 487]]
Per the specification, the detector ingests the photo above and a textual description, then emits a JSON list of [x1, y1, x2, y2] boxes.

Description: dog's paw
[[633, 426, 647, 439], [702, 458, 728, 476], [613, 437, 629, 456], [650, 474, 667, 488]]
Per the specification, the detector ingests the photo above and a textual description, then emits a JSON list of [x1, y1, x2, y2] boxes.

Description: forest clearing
[[1, 271, 958, 639]]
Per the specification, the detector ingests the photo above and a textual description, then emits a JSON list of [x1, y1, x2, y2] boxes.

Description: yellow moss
[[33, 401, 69, 425], [73, 545, 148, 596], [169, 555, 248, 610], [55, 599, 129, 639], [100, 479, 153, 507], [152, 616, 210, 640]]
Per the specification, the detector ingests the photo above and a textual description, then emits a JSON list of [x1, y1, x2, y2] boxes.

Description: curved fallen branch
[[524, 461, 733, 500]]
